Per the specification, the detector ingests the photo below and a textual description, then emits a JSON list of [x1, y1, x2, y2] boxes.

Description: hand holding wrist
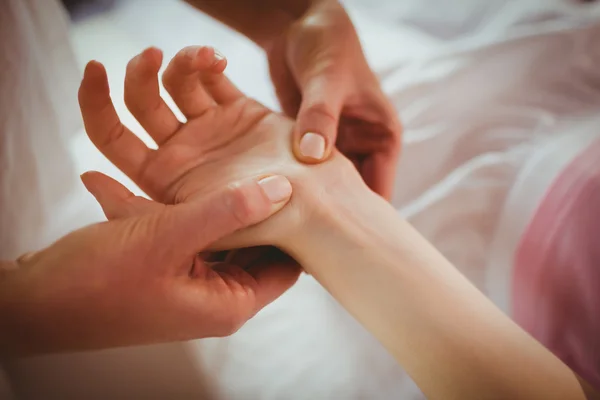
[[0, 174, 297, 357]]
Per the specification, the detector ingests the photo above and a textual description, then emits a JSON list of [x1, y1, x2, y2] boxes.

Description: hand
[[1, 172, 298, 356], [266, 0, 402, 199], [78, 45, 364, 253]]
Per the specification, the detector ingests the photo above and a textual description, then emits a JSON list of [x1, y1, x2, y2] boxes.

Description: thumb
[[81, 171, 161, 219], [293, 74, 346, 164], [157, 175, 293, 254]]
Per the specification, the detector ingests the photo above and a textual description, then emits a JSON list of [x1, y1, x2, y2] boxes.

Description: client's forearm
[[183, 0, 317, 49], [285, 186, 586, 400]]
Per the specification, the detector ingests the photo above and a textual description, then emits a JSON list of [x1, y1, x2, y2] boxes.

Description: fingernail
[[213, 48, 225, 61], [258, 175, 292, 203], [299, 132, 326, 160], [17, 251, 38, 265]]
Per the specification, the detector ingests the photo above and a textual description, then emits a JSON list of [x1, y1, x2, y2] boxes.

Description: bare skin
[[0, 172, 298, 355]]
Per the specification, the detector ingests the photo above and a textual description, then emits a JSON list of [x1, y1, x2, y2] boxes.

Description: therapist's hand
[[0, 173, 298, 356], [267, 0, 402, 199]]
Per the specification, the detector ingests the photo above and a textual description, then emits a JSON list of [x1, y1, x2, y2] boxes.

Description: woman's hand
[[78, 46, 365, 252], [182, 0, 401, 198], [267, 0, 402, 199], [0, 173, 298, 356]]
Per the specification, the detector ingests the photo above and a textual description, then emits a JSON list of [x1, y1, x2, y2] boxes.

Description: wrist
[[258, 0, 335, 52], [0, 255, 41, 357], [255, 9, 297, 52], [282, 159, 395, 273]]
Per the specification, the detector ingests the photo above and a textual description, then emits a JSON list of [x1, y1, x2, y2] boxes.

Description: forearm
[[1, 252, 82, 357], [286, 185, 586, 399], [183, 0, 317, 49], [0, 258, 30, 357]]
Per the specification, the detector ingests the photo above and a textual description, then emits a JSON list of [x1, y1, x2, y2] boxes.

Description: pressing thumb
[[293, 75, 345, 164], [158, 175, 293, 253]]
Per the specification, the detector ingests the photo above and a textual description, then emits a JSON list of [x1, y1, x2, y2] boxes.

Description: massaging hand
[[1, 173, 298, 355], [266, 0, 402, 199], [78, 46, 364, 253]]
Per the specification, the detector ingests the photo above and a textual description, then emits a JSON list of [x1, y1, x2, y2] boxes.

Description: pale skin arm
[[280, 183, 596, 400]]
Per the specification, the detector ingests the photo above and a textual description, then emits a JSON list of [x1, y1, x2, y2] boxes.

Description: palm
[[80, 45, 360, 264], [130, 94, 298, 274], [136, 99, 290, 205], [80, 46, 311, 278]]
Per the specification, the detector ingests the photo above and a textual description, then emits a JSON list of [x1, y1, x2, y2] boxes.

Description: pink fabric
[[513, 138, 600, 389]]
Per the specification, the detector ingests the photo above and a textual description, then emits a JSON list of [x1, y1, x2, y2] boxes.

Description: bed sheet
[[8, 0, 600, 399]]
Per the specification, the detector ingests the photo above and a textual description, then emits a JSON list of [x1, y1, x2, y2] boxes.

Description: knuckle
[[161, 69, 174, 91], [214, 314, 246, 337], [302, 102, 338, 126], [225, 184, 260, 228], [99, 122, 126, 148]]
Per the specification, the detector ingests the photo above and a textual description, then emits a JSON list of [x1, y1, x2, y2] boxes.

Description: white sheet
[[6, 0, 600, 398], [0, 0, 81, 260]]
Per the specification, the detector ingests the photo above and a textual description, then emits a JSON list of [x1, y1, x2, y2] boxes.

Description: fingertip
[[257, 175, 293, 205], [210, 48, 227, 71], [295, 131, 328, 163], [128, 47, 162, 78], [196, 46, 226, 71], [175, 46, 202, 69], [80, 171, 100, 199], [80, 61, 109, 105], [142, 47, 163, 63], [225, 175, 292, 228], [211, 57, 227, 74], [83, 60, 106, 80], [80, 170, 99, 183], [141, 47, 163, 72]]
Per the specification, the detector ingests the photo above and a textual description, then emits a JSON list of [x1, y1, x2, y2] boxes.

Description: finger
[[80, 171, 161, 220], [225, 246, 268, 266], [360, 153, 399, 201], [363, 109, 402, 200], [79, 61, 151, 180], [245, 250, 301, 313], [124, 47, 182, 145], [162, 46, 231, 118], [213, 252, 301, 318], [294, 74, 346, 164], [267, 41, 302, 117], [196, 47, 244, 104], [191, 257, 300, 335], [159, 175, 293, 254]]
